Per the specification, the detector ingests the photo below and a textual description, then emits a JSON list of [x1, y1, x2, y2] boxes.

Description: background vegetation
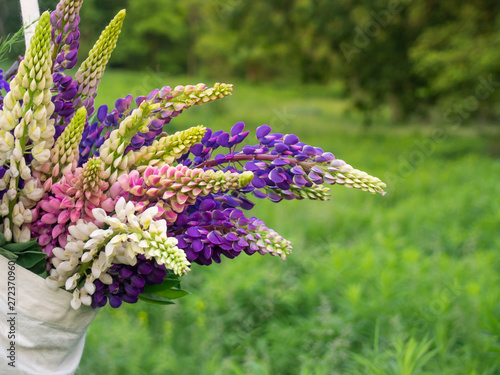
[[2, 0, 500, 123], [70, 71, 499, 374], [1, 0, 500, 373]]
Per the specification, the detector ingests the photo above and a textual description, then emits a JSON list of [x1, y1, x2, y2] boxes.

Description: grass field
[[76, 70, 500, 375]]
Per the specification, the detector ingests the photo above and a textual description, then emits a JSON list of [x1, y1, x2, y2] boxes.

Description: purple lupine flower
[[78, 83, 233, 166], [78, 98, 132, 165], [179, 122, 386, 200], [50, 0, 83, 72], [170, 195, 292, 265], [91, 255, 167, 308], [52, 72, 81, 138], [0, 68, 10, 108]]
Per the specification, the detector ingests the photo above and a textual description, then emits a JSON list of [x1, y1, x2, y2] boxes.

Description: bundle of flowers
[[0, 1, 386, 311]]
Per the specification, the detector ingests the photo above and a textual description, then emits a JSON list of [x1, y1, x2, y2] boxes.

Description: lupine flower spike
[[0, 0, 386, 311]]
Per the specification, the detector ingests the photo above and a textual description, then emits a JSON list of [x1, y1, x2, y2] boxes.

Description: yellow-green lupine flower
[[325, 162, 386, 194], [99, 99, 157, 183], [0, 12, 54, 240], [74, 10, 126, 116], [39, 106, 87, 183], [100, 84, 233, 184], [0, 12, 54, 166], [289, 184, 331, 200], [130, 125, 206, 171]]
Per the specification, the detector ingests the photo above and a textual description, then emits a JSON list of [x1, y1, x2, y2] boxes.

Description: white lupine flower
[[13, 123, 24, 139], [6, 189, 17, 200], [83, 238, 100, 250], [55, 198, 190, 310], [105, 241, 117, 257], [57, 261, 76, 273], [8, 162, 19, 178], [51, 257, 62, 269], [0, 110, 17, 130], [84, 276, 96, 295], [32, 148, 51, 164], [0, 130, 14, 152], [128, 232, 140, 242], [91, 262, 101, 279], [71, 290, 81, 310], [52, 247, 69, 261], [26, 186, 44, 201], [65, 274, 80, 291], [80, 290, 92, 306], [22, 178, 44, 202], [114, 196, 127, 221], [92, 208, 107, 223], [12, 225, 22, 243], [2, 92, 15, 112], [65, 241, 84, 255], [22, 208, 32, 223], [68, 220, 98, 240], [3, 218, 12, 242], [0, 202, 9, 216], [81, 250, 96, 263], [99, 273, 113, 285]]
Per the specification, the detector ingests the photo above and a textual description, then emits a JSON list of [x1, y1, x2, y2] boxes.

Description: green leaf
[[143, 278, 181, 294], [3, 240, 40, 253], [138, 293, 176, 305], [0, 238, 46, 278], [0, 233, 7, 247], [0, 247, 18, 262], [16, 251, 47, 269], [29, 258, 47, 279], [150, 288, 189, 300]]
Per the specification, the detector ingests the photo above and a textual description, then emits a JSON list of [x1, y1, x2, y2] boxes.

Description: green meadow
[[76, 70, 500, 375]]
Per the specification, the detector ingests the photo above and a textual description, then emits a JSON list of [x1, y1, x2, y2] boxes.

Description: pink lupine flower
[[32, 158, 114, 256]]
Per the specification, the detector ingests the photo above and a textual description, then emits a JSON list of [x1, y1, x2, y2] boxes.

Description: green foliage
[[139, 273, 189, 306], [0, 233, 47, 277], [75, 73, 500, 375], [3, 0, 499, 122], [0, 26, 24, 64], [410, 1, 500, 120]]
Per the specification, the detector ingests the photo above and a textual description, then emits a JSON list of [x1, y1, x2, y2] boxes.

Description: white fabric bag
[[0, 255, 98, 375]]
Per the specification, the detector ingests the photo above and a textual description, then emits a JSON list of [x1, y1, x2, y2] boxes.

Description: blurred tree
[[198, 0, 298, 81], [410, 0, 500, 121], [2, 0, 499, 123], [291, 0, 426, 123]]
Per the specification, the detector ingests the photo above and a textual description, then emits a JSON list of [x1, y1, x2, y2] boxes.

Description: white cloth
[[19, 0, 40, 48], [0, 255, 98, 375]]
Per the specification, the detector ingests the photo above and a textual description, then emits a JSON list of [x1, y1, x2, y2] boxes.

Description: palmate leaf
[[0, 248, 17, 262], [0, 233, 47, 278], [138, 274, 189, 305]]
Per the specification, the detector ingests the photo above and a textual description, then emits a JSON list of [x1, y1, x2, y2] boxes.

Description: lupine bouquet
[[0, 1, 386, 311]]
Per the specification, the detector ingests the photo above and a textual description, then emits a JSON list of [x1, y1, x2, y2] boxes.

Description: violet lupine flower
[[78, 104, 109, 165], [78, 83, 233, 167], [51, 72, 80, 138], [0, 68, 10, 107], [171, 195, 292, 265], [78, 97, 132, 165], [50, 0, 83, 72], [181, 123, 386, 202], [91, 255, 167, 308]]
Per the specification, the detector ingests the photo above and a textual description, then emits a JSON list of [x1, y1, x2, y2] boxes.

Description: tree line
[[2, 0, 500, 123]]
